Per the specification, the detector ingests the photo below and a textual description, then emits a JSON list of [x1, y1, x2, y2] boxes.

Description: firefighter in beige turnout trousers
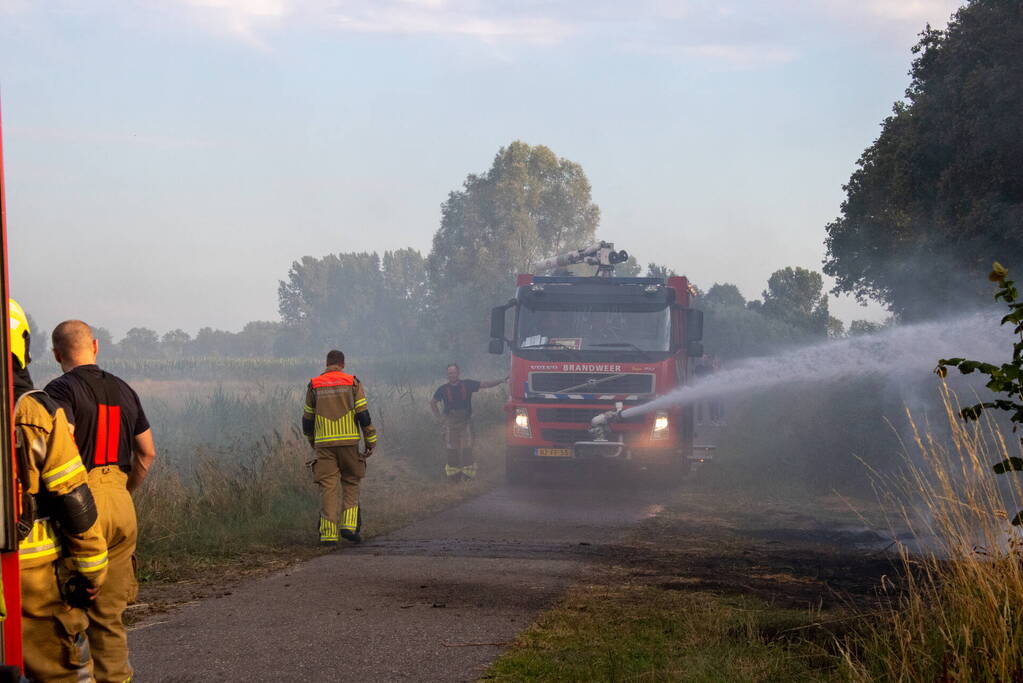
[[47, 320, 159, 683], [10, 300, 109, 683], [303, 350, 377, 545], [430, 364, 507, 482]]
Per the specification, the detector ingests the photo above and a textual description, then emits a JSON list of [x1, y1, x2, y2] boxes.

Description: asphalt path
[[130, 480, 666, 682]]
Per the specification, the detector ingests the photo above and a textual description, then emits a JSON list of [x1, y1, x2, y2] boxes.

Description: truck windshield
[[516, 305, 671, 352]]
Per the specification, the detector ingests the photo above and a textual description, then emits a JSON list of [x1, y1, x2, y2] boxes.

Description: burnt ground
[[618, 494, 901, 610], [128, 481, 899, 682]]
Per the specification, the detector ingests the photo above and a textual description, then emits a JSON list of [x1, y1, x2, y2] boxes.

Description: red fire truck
[[488, 242, 704, 483], [0, 101, 25, 676]]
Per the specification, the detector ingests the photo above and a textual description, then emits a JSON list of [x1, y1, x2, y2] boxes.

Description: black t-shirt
[[432, 380, 481, 415], [45, 365, 150, 473]]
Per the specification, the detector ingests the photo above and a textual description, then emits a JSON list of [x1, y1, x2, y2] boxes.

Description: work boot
[[319, 540, 338, 548], [340, 529, 362, 544]]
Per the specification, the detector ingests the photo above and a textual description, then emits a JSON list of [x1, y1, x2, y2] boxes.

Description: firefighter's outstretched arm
[[354, 382, 377, 454], [31, 405, 109, 589], [478, 376, 510, 389]]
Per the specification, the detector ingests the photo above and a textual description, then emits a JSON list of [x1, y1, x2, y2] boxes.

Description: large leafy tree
[[278, 249, 428, 355], [824, 0, 1023, 320], [428, 141, 600, 354], [750, 267, 831, 337]]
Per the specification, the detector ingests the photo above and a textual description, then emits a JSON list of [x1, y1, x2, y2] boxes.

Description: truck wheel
[[506, 450, 530, 486]]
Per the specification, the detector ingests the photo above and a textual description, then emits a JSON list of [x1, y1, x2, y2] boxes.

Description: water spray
[[589, 311, 1011, 428]]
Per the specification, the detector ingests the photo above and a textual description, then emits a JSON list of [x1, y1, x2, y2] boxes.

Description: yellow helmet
[[9, 299, 30, 369]]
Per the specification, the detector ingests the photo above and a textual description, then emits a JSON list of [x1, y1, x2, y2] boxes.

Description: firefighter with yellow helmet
[[10, 300, 109, 681], [303, 349, 377, 545]]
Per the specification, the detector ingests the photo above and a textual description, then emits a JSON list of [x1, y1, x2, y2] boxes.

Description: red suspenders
[[93, 404, 121, 466]]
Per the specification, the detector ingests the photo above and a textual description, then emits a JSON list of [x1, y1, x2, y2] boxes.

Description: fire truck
[[488, 242, 705, 483], [0, 101, 25, 677]]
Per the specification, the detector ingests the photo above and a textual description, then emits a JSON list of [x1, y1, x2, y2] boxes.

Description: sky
[[0, 0, 963, 338]]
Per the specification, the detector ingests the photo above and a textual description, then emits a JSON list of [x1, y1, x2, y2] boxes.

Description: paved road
[[130, 482, 666, 682]]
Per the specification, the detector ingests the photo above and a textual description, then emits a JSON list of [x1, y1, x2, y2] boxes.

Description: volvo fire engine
[[488, 241, 704, 483]]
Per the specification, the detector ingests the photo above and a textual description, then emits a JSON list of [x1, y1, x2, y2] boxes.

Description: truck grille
[[541, 428, 593, 444], [529, 373, 654, 394], [537, 408, 606, 423]]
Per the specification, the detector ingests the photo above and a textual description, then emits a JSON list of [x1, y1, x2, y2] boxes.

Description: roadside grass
[[839, 388, 1023, 682], [487, 489, 893, 683], [130, 380, 506, 584], [487, 580, 845, 682]]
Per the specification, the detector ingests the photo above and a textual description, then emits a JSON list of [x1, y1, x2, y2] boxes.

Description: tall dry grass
[[844, 385, 1023, 681], [130, 380, 507, 581]]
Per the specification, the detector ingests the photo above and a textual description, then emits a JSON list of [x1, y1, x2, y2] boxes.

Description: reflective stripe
[[445, 464, 461, 477], [461, 463, 478, 479], [20, 519, 59, 561], [19, 543, 58, 561], [319, 517, 338, 542], [341, 507, 359, 532], [73, 551, 109, 573], [303, 404, 314, 415], [354, 398, 367, 408], [42, 457, 86, 488], [314, 411, 360, 443], [365, 433, 377, 444]]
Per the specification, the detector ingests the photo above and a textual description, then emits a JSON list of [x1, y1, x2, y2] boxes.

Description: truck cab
[[490, 271, 704, 483]]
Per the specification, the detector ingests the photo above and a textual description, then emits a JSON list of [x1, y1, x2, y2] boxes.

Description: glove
[[363, 445, 375, 458], [61, 573, 98, 609]]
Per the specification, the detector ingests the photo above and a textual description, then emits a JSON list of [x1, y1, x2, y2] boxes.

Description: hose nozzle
[[589, 402, 624, 441]]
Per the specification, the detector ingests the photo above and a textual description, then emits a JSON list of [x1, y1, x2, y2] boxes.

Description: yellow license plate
[[536, 448, 572, 458]]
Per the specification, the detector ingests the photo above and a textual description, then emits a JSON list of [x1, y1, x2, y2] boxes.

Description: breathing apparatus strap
[[13, 390, 45, 542]]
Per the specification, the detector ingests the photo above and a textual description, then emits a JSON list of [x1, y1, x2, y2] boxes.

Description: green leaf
[[960, 404, 985, 421], [993, 458, 1023, 474]]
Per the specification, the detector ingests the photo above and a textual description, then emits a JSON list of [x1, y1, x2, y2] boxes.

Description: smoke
[[622, 311, 1013, 419]]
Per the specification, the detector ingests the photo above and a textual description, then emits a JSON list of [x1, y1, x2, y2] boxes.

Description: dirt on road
[[129, 481, 896, 682]]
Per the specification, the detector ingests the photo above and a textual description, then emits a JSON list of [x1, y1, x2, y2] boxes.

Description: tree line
[[65, 138, 888, 363]]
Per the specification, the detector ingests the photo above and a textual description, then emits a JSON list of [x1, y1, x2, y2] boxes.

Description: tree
[[92, 327, 114, 353], [824, 0, 1023, 320], [849, 320, 883, 336], [645, 263, 677, 280], [616, 255, 642, 277], [428, 141, 600, 354], [757, 267, 830, 337], [25, 313, 47, 358], [119, 327, 160, 358], [161, 329, 191, 357], [703, 283, 746, 309], [278, 249, 429, 356]]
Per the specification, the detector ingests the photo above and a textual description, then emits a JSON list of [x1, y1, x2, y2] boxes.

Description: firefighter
[[46, 319, 158, 683], [303, 350, 376, 545], [429, 364, 507, 482], [10, 301, 109, 682]]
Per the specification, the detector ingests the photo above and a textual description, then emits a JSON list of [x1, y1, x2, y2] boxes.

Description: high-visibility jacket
[[16, 392, 109, 586], [302, 367, 377, 448]]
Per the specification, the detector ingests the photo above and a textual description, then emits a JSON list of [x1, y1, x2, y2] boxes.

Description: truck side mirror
[[685, 309, 704, 342], [488, 338, 505, 355], [490, 306, 506, 340]]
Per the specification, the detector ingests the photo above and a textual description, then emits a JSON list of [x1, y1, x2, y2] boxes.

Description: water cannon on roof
[[536, 241, 629, 277]]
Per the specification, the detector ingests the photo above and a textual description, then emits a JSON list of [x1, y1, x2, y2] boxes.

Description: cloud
[[808, 0, 959, 33], [4, 0, 966, 65], [180, 0, 292, 43]]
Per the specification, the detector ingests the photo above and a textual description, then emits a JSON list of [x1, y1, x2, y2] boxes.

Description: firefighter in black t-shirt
[[46, 320, 158, 683], [429, 364, 507, 482]]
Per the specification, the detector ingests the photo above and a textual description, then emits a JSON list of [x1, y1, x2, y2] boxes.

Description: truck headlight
[[652, 411, 669, 440], [514, 408, 531, 438]]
